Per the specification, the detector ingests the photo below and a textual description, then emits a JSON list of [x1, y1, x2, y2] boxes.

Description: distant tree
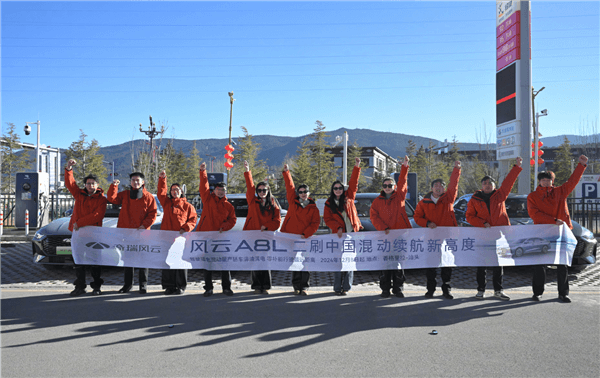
[[65, 130, 108, 190], [405, 139, 417, 160], [553, 136, 574, 186], [1, 122, 33, 193], [184, 141, 201, 193], [347, 141, 368, 191], [306, 120, 336, 195], [290, 138, 314, 191]]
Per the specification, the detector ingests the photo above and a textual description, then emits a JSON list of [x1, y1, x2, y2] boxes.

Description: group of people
[[65, 152, 589, 303]]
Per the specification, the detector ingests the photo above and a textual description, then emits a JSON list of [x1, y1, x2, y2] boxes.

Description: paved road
[[2, 288, 599, 378], [2, 241, 600, 377], [2, 242, 599, 295]]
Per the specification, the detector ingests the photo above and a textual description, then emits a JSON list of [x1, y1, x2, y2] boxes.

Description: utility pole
[[139, 115, 162, 164], [227, 92, 235, 187]]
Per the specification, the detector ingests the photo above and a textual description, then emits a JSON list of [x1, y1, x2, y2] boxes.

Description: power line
[[4, 34, 598, 49], [4, 54, 597, 69], [3, 46, 598, 61], [2, 14, 597, 27], [2, 79, 596, 94], [4, 65, 598, 80], [3, 28, 597, 41]]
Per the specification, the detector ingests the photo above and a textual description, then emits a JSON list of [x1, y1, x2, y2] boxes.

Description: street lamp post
[[206, 154, 216, 172], [103, 160, 115, 181], [24, 120, 41, 172], [534, 109, 548, 188]]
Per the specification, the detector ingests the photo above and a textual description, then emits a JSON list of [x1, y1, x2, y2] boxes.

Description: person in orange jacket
[[243, 160, 282, 294], [107, 172, 157, 294], [64, 159, 108, 297], [281, 164, 321, 295], [527, 154, 588, 303], [197, 162, 237, 297], [323, 157, 362, 295], [370, 155, 412, 298], [414, 160, 461, 299], [466, 156, 523, 301], [157, 170, 197, 295]]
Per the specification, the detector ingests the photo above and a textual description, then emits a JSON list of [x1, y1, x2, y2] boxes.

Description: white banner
[[71, 225, 577, 271]]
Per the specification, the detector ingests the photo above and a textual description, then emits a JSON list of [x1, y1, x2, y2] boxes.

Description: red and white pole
[[0, 207, 4, 235], [25, 209, 29, 236]]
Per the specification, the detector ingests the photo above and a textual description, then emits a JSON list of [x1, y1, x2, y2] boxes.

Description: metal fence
[[567, 198, 599, 235]]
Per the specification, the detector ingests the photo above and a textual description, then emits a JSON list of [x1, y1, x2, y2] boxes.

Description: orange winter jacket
[[466, 164, 522, 227], [64, 168, 108, 232], [414, 166, 461, 228], [157, 177, 197, 232], [527, 163, 586, 230], [280, 170, 320, 237], [243, 171, 281, 231], [195, 170, 236, 232], [369, 164, 412, 231], [107, 184, 157, 229], [323, 166, 362, 233]]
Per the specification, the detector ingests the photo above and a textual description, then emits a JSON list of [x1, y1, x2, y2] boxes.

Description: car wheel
[[541, 245, 549, 253], [514, 247, 524, 257]]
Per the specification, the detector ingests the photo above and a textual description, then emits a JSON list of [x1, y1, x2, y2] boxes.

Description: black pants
[[379, 270, 405, 293], [426, 267, 452, 293], [162, 269, 187, 290], [204, 270, 232, 291], [124, 267, 149, 289], [251, 270, 272, 290], [476, 266, 503, 292], [532, 265, 569, 296], [292, 271, 310, 291], [74, 265, 103, 290]]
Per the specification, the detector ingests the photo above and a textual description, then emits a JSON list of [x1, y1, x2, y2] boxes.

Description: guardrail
[[567, 198, 599, 235]]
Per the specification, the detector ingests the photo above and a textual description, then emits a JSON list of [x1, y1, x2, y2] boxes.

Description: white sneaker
[[494, 291, 510, 301], [475, 291, 485, 299]]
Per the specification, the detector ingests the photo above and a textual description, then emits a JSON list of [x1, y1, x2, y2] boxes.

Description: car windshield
[[228, 197, 283, 218], [506, 198, 528, 218], [354, 197, 415, 217]]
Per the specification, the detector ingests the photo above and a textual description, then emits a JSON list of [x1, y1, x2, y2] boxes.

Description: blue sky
[[1, 1, 598, 150]]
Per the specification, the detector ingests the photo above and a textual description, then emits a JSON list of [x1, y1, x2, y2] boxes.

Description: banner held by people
[[72, 225, 577, 271]]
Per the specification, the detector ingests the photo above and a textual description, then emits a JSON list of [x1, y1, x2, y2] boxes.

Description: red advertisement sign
[[496, 11, 520, 38], [496, 48, 520, 71], [497, 23, 519, 47], [497, 35, 520, 60]]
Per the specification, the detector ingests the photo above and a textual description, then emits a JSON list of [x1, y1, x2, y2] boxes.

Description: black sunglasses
[[382, 184, 394, 188], [256, 189, 268, 193], [333, 186, 344, 191], [298, 190, 308, 194]]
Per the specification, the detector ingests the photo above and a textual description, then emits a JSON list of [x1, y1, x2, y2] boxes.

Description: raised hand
[[355, 157, 361, 167], [200, 162, 206, 171], [515, 157, 523, 167], [402, 155, 409, 167], [579, 155, 588, 165], [113, 179, 120, 187], [159, 170, 166, 179], [455, 161, 461, 169], [244, 160, 250, 172], [283, 164, 289, 172]]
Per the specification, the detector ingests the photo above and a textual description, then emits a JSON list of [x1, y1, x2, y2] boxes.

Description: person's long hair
[[327, 180, 346, 214], [168, 183, 184, 199], [256, 181, 275, 213]]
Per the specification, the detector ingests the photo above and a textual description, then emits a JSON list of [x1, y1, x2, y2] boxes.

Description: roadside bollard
[[0, 207, 3, 236], [25, 210, 29, 236]]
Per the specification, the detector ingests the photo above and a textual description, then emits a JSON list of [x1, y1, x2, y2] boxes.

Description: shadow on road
[[1, 290, 542, 358]]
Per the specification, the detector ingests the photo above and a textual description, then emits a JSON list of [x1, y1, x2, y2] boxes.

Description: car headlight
[[580, 227, 595, 241], [32, 231, 47, 242]]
